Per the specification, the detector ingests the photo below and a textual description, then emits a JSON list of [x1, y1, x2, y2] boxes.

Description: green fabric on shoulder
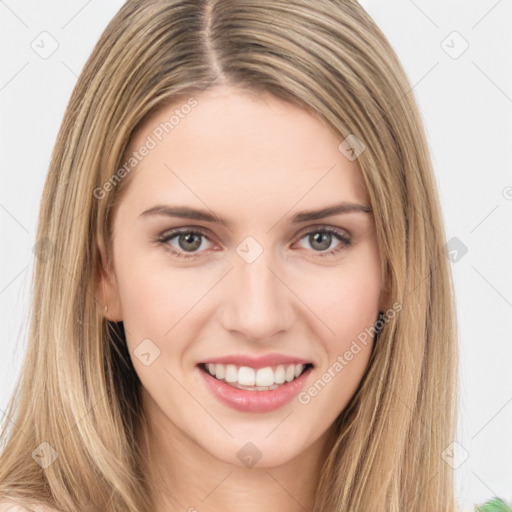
[[475, 497, 512, 511]]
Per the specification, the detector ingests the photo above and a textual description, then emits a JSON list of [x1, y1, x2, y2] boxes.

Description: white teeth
[[285, 365, 295, 382], [225, 364, 238, 383], [238, 366, 256, 386], [203, 362, 310, 388], [255, 367, 274, 387], [215, 364, 225, 380], [274, 365, 286, 384]]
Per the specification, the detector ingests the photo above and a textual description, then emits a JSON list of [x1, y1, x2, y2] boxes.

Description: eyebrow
[[139, 202, 372, 226]]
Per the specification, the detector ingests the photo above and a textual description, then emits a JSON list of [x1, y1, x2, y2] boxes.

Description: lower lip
[[198, 365, 313, 413]]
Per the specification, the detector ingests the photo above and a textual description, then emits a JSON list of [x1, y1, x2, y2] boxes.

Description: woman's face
[[100, 85, 383, 468]]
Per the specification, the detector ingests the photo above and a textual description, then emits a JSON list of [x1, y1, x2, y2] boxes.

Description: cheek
[[299, 269, 379, 412], [114, 246, 209, 340], [297, 252, 380, 403], [114, 253, 211, 397], [303, 258, 381, 341]]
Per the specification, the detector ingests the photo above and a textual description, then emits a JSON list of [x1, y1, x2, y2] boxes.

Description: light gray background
[[1, 1, 511, 509]]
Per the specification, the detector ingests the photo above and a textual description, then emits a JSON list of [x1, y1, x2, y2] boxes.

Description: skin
[[97, 85, 386, 512]]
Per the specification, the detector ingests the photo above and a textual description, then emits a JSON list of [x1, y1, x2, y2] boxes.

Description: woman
[[0, 0, 461, 510]]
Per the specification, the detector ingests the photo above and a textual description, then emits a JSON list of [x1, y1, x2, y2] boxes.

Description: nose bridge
[[220, 239, 293, 340]]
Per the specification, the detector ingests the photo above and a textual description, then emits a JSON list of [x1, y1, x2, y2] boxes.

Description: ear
[[96, 234, 123, 322]]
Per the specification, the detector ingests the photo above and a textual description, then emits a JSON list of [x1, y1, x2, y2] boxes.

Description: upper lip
[[199, 353, 313, 369]]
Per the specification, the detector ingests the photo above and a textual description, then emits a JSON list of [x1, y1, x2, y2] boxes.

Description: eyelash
[[153, 226, 352, 260]]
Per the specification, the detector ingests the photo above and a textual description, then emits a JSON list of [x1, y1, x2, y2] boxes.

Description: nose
[[219, 249, 294, 342]]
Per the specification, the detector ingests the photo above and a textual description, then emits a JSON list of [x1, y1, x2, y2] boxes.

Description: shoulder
[[0, 501, 58, 512]]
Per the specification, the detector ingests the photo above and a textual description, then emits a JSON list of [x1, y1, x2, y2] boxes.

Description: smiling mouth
[[198, 362, 314, 391]]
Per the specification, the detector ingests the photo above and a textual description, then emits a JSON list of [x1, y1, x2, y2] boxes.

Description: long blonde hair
[[0, 1, 458, 510]]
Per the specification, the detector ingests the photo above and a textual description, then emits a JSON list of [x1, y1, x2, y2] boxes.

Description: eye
[[295, 226, 352, 258], [153, 225, 352, 260], [154, 228, 214, 259]]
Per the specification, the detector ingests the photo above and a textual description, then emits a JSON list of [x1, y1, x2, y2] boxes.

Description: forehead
[[120, 86, 369, 216]]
